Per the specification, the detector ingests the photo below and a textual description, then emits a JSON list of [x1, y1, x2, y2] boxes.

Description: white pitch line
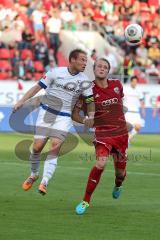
[[1, 162, 160, 177], [108, 170, 160, 177], [59, 166, 160, 177]]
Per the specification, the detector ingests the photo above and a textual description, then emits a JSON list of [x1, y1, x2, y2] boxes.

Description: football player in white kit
[[13, 49, 95, 195], [124, 76, 145, 141]]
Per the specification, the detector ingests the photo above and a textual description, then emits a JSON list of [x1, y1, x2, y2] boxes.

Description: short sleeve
[[38, 70, 55, 89]]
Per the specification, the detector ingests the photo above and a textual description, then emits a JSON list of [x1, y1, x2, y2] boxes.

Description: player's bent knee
[[32, 138, 48, 154], [32, 146, 42, 154], [32, 142, 44, 153], [50, 142, 63, 156], [96, 156, 107, 169]]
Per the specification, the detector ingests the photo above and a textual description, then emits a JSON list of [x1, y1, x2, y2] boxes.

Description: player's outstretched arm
[[72, 104, 85, 124], [13, 84, 42, 112], [85, 101, 95, 128], [72, 98, 95, 127], [72, 104, 95, 128], [86, 101, 95, 118]]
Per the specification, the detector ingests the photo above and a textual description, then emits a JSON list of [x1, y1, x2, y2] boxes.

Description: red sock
[[83, 166, 103, 203]]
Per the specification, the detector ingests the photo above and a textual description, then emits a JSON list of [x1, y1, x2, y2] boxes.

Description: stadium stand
[[0, 0, 159, 83]]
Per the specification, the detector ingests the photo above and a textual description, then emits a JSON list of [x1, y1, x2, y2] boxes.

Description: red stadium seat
[[18, 0, 29, 5], [1, 0, 14, 7], [0, 48, 10, 59], [25, 72, 33, 80], [0, 60, 12, 71], [21, 49, 33, 60], [140, 2, 150, 11], [10, 48, 16, 58], [0, 59, 12, 79], [34, 61, 44, 72], [34, 72, 43, 81], [0, 72, 10, 80]]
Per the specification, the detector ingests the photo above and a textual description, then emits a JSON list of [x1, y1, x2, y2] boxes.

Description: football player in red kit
[[72, 58, 129, 214]]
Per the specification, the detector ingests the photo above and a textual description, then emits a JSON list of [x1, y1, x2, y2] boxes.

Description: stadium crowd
[[0, 0, 159, 83]]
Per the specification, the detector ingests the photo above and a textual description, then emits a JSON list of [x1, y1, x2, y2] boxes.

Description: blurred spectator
[[72, 6, 84, 30], [24, 56, 34, 73], [46, 9, 62, 65], [13, 60, 25, 80], [45, 60, 55, 72], [34, 38, 48, 66], [91, 49, 97, 61], [0, 26, 14, 43], [101, 0, 114, 15], [136, 43, 148, 65], [92, 5, 105, 23], [123, 53, 136, 83], [146, 63, 160, 78], [1, 14, 11, 29], [0, 4, 17, 22], [148, 43, 160, 64], [31, 4, 46, 36], [12, 22, 23, 42], [146, 26, 159, 48], [11, 14, 25, 32], [0, 41, 6, 48], [60, 5, 75, 24], [48, 48, 56, 64], [11, 49, 21, 67], [19, 28, 35, 49]]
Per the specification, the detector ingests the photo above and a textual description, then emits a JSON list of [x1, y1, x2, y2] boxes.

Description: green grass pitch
[[0, 133, 160, 240]]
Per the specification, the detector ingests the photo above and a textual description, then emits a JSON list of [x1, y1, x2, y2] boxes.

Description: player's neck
[[67, 67, 79, 76], [95, 78, 108, 88]]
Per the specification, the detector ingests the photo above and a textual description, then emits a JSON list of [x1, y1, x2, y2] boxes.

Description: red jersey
[[93, 79, 128, 139], [92, 79, 128, 155], [75, 79, 128, 154]]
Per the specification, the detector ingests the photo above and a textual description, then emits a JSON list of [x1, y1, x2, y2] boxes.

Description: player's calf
[[96, 156, 107, 169]]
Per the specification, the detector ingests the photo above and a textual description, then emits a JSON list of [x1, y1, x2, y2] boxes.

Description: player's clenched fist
[[83, 116, 94, 128]]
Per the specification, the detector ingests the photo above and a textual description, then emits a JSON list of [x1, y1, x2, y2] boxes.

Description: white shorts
[[125, 112, 145, 127], [34, 108, 73, 141]]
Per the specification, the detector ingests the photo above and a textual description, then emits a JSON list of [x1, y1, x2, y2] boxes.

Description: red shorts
[[94, 135, 128, 170]]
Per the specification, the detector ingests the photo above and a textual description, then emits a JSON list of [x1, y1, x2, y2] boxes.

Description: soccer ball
[[124, 23, 143, 46]]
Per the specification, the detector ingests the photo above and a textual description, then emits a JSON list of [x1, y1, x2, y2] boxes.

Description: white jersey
[[123, 85, 143, 113], [38, 67, 93, 114]]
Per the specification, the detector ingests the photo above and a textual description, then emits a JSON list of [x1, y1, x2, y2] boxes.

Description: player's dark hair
[[93, 58, 111, 73], [130, 75, 138, 82], [69, 49, 87, 63]]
